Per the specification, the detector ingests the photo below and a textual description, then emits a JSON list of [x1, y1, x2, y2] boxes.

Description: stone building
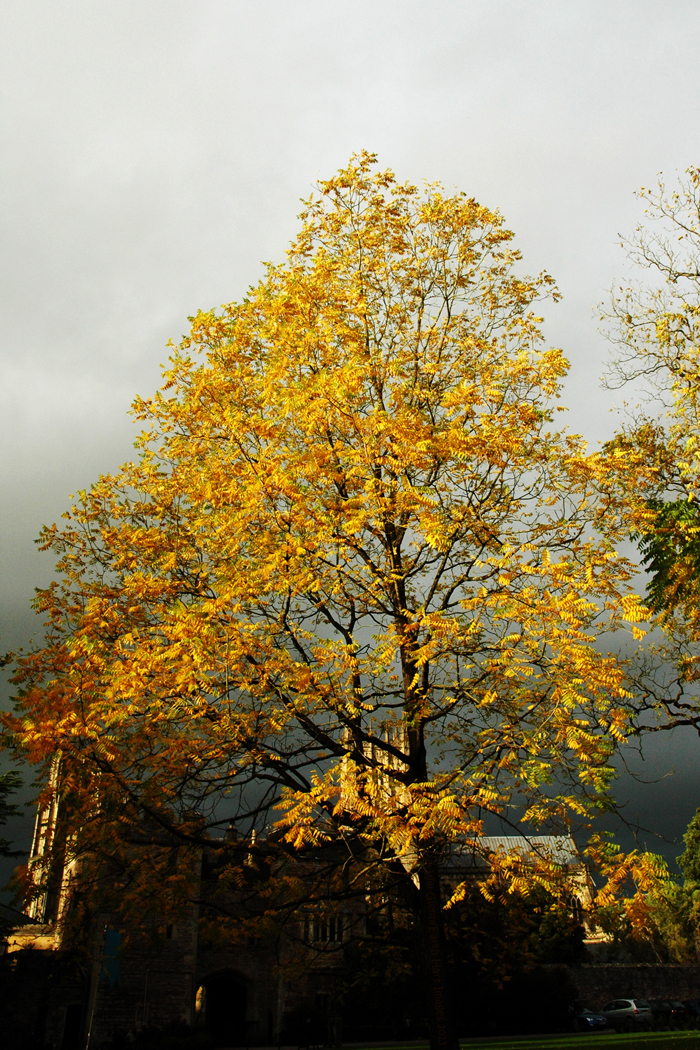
[[2, 784, 605, 1049], [2, 789, 363, 1049]]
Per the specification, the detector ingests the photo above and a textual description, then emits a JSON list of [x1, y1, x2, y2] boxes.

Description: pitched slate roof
[[447, 833, 580, 869]]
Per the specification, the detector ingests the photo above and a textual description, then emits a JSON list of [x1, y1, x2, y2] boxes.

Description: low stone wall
[[558, 964, 700, 1007]]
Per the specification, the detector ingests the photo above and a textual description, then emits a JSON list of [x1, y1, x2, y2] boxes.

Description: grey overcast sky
[[2, 0, 700, 873]]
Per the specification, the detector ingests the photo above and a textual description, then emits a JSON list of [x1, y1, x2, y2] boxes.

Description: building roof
[[448, 833, 581, 869]]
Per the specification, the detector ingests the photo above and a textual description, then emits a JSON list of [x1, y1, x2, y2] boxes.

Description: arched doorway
[[199, 970, 248, 1048]]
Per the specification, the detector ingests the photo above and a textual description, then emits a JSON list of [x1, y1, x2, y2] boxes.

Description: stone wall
[[195, 932, 344, 1045], [557, 964, 700, 1007], [88, 912, 198, 1046]]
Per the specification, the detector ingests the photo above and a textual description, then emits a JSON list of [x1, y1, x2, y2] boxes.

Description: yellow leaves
[[620, 593, 649, 625], [605, 707, 630, 742]]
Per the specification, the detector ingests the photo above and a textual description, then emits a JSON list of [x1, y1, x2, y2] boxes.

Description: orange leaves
[[584, 833, 675, 943]]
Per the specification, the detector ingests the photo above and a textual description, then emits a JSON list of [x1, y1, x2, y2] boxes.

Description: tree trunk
[[418, 859, 459, 1050]]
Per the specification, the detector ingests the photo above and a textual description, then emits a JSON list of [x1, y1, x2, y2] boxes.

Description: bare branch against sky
[[1, 0, 700, 870]]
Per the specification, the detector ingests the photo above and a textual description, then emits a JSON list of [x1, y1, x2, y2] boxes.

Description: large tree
[[8, 153, 640, 1048], [603, 166, 700, 730]]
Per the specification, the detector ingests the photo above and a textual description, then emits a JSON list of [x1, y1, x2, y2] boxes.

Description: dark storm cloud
[[2, 0, 700, 877]]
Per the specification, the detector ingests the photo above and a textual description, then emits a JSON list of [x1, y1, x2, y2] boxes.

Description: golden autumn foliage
[[6, 156, 647, 1029], [604, 169, 700, 606], [601, 167, 700, 727]]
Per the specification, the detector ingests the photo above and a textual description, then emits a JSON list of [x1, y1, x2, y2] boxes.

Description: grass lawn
[[456, 1030, 700, 1050], [356, 1030, 700, 1050]]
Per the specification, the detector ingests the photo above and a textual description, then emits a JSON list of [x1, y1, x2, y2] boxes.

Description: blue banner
[[100, 927, 122, 990]]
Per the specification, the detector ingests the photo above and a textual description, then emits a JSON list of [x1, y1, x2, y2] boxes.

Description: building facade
[[3, 787, 600, 1049]]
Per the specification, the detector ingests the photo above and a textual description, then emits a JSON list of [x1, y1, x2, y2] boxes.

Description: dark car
[[649, 1000, 688, 1025], [684, 999, 700, 1017], [649, 1000, 672, 1022], [570, 1004, 609, 1032]]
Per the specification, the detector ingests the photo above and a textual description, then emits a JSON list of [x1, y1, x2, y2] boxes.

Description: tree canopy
[[605, 168, 700, 612], [7, 153, 644, 1047], [602, 167, 700, 730]]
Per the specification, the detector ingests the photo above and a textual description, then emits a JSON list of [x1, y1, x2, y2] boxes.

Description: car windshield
[[634, 1001, 650, 1008]]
